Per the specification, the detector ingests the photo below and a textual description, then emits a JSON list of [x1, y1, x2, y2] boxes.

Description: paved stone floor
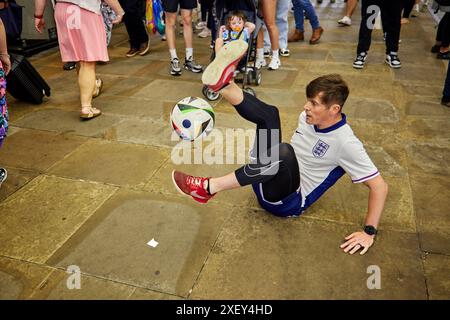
[[1, 2, 449, 300]]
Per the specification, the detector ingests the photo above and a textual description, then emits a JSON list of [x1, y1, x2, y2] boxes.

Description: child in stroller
[[202, 9, 261, 101], [214, 11, 255, 53]]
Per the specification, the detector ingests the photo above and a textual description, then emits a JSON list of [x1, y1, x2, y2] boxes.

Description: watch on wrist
[[364, 225, 377, 236]]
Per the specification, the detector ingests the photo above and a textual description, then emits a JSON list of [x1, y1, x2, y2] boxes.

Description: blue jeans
[[292, 0, 320, 32], [443, 62, 450, 101]]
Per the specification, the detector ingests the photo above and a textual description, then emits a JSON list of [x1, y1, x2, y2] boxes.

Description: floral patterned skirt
[[0, 61, 9, 148]]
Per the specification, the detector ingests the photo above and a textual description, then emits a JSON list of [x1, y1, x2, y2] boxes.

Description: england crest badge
[[312, 139, 329, 158]]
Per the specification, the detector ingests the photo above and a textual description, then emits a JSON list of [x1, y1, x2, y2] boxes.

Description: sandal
[[92, 78, 103, 98], [80, 106, 102, 120]]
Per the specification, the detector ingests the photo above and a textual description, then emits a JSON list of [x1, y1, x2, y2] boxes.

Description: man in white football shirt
[[172, 74, 388, 255]]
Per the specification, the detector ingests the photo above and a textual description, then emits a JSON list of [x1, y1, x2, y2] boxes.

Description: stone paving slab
[[6, 96, 46, 123], [96, 96, 175, 120], [97, 76, 156, 98], [402, 80, 444, 99], [0, 129, 87, 172], [423, 254, 450, 300], [30, 269, 135, 300], [343, 97, 400, 123], [13, 109, 124, 138], [394, 65, 446, 84], [305, 174, 415, 233], [128, 288, 183, 300], [133, 79, 204, 102], [404, 118, 450, 141], [409, 174, 450, 255], [405, 100, 450, 117], [46, 190, 235, 297], [49, 140, 170, 188], [255, 88, 305, 109], [0, 167, 39, 202], [190, 210, 427, 299], [0, 175, 117, 263], [0, 257, 53, 300], [405, 142, 450, 176], [109, 118, 176, 148], [349, 122, 403, 147]]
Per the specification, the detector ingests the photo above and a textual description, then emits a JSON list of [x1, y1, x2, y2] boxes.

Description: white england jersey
[[290, 111, 379, 210]]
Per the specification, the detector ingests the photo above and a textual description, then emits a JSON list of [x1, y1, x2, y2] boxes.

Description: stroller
[[202, 0, 262, 101]]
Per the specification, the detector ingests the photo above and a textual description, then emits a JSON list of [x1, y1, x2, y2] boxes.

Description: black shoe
[[170, 58, 182, 76], [0, 167, 7, 188], [63, 62, 76, 71], [352, 52, 367, 69], [431, 45, 441, 53], [184, 57, 203, 73], [441, 97, 450, 107], [437, 51, 450, 60], [385, 52, 401, 68]]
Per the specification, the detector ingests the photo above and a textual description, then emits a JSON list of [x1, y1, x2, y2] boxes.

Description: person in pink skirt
[[0, 17, 11, 188], [34, 0, 125, 119]]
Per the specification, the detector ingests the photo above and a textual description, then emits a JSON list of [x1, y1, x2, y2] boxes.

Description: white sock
[[169, 49, 178, 60], [257, 48, 264, 60], [186, 48, 193, 60], [272, 50, 279, 60]]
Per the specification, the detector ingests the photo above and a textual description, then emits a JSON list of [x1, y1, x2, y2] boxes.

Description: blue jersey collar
[[314, 113, 347, 133]]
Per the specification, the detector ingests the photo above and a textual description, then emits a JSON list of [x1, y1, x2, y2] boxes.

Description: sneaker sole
[[385, 60, 401, 68], [0, 169, 7, 187], [171, 70, 182, 76], [171, 170, 207, 204], [202, 40, 248, 86], [184, 65, 203, 73], [139, 47, 150, 56], [268, 63, 280, 70], [352, 64, 364, 69], [255, 61, 267, 69], [126, 52, 139, 58]]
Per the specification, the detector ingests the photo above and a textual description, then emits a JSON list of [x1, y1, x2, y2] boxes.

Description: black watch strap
[[364, 225, 378, 236]]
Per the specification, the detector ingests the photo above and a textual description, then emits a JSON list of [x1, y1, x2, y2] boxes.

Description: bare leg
[[257, 28, 265, 49], [165, 12, 177, 51], [347, 0, 358, 17], [78, 61, 96, 109], [180, 9, 193, 50], [262, 0, 280, 51], [219, 81, 244, 105]]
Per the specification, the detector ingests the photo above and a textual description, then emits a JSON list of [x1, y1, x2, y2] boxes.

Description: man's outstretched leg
[[172, 143, 300, 214]]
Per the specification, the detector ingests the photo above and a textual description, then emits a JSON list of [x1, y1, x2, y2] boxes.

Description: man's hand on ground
[[340, 231, 374, 255]]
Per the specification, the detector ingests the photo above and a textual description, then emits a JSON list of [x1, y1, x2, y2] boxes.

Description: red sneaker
[[172, 170, 214, 204], [201, 40, 248, 92]]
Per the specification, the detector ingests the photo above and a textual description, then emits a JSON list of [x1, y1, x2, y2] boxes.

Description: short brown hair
[[306, 74, 349, 110], [227, 10, 247, 27]]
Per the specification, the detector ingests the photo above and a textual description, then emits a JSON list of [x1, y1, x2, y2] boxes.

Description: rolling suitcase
[[6, 54, 51, 104]]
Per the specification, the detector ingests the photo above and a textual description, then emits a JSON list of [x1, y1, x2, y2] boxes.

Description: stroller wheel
[[203, 85, 220, 101], [243, 87, 256, 97], [254, 69, 262, 86], [246, 71, 253, 84]]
